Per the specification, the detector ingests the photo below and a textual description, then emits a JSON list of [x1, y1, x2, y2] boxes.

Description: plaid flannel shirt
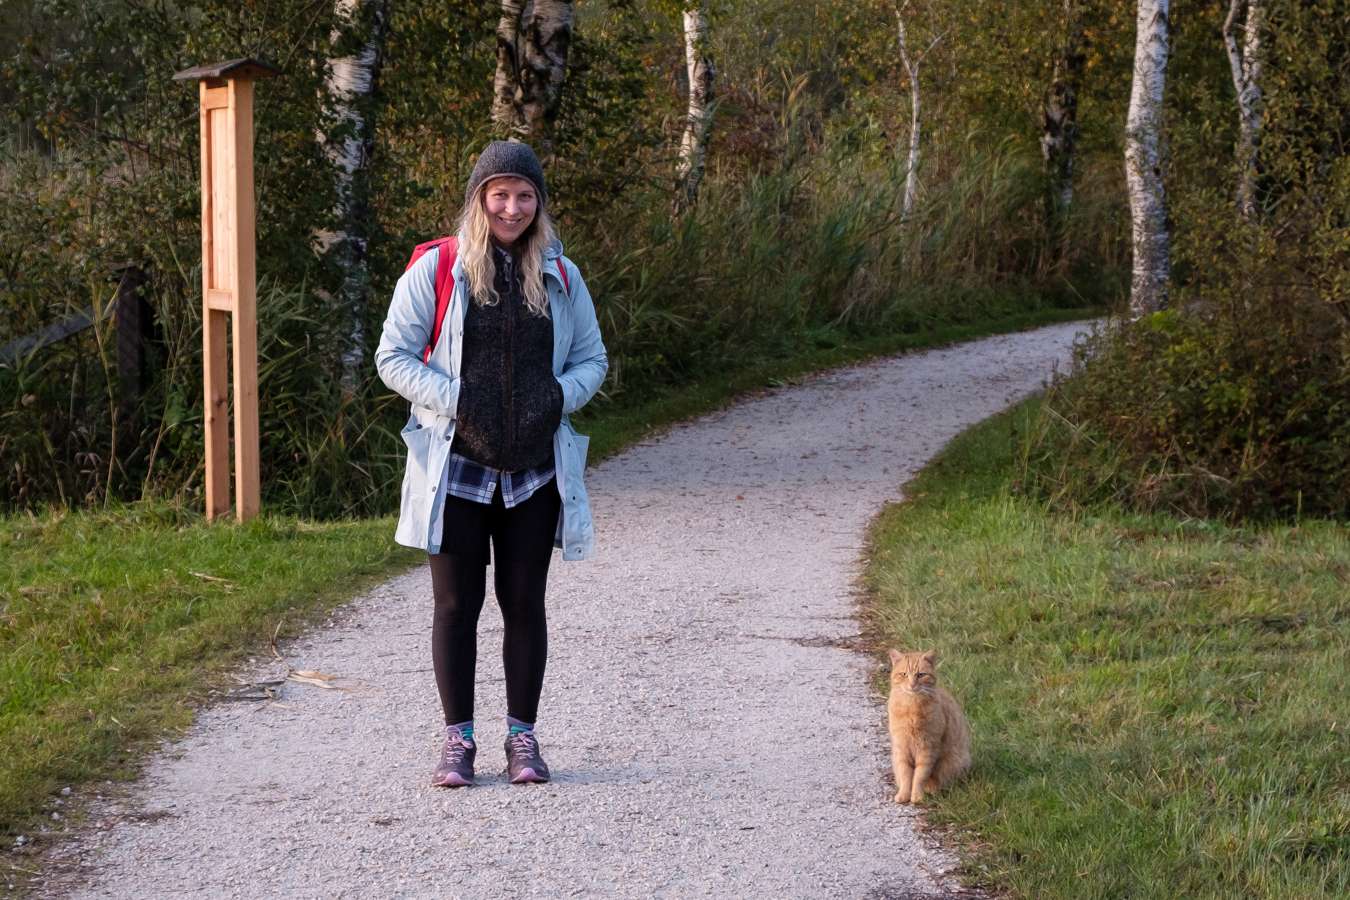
[[444, 451, 555, 508]]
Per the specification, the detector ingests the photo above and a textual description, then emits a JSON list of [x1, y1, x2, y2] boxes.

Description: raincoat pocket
[[554, 420, 594, 560], [394, 415, 440, 549]]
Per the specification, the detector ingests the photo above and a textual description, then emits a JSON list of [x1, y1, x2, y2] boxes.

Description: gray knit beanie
[[464, 140, 548, 208]]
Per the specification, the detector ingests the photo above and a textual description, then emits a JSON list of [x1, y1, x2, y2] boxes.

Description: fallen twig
[[188, 570, 234, 585], [268, 618, 356, 692]]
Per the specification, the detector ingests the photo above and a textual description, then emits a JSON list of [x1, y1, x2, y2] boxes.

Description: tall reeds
[[2, 133, 1122, 517]]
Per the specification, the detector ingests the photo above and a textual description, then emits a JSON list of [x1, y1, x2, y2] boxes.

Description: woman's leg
[[428, 495, 492, 725], [490, 482, 561, 724]]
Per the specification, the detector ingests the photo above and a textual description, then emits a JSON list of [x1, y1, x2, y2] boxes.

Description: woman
[[374, 141, 608, 787]]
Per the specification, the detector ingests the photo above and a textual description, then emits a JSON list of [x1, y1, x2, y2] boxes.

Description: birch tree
[[318, 0, 389, 397], [894, 2, 944, 221], [1223, 0, 1265, 221], [492, 0, 576, 152], [674, 1, 715, 213], [1124, 0, 1171, 317], [1041, 0, 1085, 225]]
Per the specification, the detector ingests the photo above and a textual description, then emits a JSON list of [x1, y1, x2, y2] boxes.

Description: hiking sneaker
[[504, 730, 551, 784], [431, 726, 476, 787]]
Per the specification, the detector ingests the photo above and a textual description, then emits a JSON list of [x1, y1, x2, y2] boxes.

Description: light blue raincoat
[[374, 240, 608, 560]]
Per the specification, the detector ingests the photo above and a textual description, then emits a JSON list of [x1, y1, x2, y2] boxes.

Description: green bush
[[1021, 296, 1349, 520]]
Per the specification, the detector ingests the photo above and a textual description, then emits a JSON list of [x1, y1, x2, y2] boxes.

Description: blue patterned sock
[[448, 720, 474, 742], [506, 715, 534, 736]]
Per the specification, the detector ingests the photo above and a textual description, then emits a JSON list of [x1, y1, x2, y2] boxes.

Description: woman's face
[[481, 176, 538, 246]]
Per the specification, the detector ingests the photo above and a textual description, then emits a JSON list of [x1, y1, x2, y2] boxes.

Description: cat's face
[[888, 650, 939, 694]]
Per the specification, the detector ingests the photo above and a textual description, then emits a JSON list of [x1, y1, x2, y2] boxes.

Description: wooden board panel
[[200, 82, 227, 521], [199, 83, 213, 311], [230, 79, 260, 522], [208, 106, 234, 293], [205, 289, 235, 311], [203, 309, 231, 521], [202, 85, 229, 110]]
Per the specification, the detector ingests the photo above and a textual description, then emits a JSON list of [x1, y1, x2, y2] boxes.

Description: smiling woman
[[373, 139, 608, 789]]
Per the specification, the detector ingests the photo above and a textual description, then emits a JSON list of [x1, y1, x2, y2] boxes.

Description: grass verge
[[864, 397, 1349, 899], [0, 306, 1092, 883], [0, 510, 423, 820]]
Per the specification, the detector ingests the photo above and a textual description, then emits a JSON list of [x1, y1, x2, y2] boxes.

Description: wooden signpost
[[173, 59, 279, 523]]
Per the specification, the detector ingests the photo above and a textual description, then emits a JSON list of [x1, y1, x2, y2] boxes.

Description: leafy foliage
[[1021, 0, 1349, 521], [1022, 303, 1349, 519], [30, 0, 1331, 520]]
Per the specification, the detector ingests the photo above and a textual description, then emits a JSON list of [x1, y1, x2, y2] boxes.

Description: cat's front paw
[[893, 790, 911, 804]]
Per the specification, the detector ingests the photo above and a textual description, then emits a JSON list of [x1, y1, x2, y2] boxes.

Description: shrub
[[1021, 296, 1349, 520]]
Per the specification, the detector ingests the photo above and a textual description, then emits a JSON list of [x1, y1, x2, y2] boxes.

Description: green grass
[[0, 506, 423, 830], [864, 397, 1350, 899], [0, 306, 1097, 853]]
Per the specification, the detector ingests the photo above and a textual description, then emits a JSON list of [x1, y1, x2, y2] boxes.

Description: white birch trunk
[[903, 73, 921, 221], [319, 0, 388, 397], [1124, 0, 1171, 317], [492, 0, 527, 134], [895, 9, 921, 221], [893, 6, 943, 222], [492, 0, 575, 152], [675, 2, 715, 213], [1224, 0, 1265, 220]]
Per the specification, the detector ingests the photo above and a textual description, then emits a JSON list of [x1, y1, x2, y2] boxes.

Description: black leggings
[[428, 479, 560, 726]]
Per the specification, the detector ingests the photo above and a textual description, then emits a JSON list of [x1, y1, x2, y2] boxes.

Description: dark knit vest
[[451, 246, 561, 471]]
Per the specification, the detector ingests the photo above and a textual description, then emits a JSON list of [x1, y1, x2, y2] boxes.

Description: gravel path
[[40, 322, 1087, 899]]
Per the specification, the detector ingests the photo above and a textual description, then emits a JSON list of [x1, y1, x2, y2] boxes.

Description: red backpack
[[405, 236, 570, 364]]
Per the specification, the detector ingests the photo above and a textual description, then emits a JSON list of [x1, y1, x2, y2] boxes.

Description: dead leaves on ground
[[220, 619, 363, 703]]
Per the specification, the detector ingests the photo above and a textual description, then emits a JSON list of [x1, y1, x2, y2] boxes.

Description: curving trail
[[43, 322, 1088, 899]]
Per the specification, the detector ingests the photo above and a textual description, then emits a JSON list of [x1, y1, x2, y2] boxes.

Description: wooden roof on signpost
[[172, 58, 281, 83]]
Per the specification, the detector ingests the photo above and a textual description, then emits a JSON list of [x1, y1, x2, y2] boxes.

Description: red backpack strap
[[413, 236, 457, 364], [410, 239, 561, 364]]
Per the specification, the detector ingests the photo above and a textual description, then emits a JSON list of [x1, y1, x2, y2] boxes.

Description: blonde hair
[[455, 183, 558, 317]]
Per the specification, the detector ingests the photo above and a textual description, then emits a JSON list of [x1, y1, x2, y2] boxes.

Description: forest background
[[1, 1, 1344, 520], [2, 0, 1344, 521]]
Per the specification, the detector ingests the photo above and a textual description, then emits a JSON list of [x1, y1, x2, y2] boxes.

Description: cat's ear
[[888, 648, 903, 667], [922, 650, 939, 667]]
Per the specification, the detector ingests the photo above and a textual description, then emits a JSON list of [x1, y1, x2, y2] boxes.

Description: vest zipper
[[503, 252, 515, 463]]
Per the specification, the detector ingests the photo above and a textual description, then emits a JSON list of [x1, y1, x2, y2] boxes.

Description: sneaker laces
[[442, 731, 472, 764], [507, 731, 538, 760]]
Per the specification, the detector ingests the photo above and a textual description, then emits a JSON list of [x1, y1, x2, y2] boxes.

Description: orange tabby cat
[[887, 649, 971, 804]]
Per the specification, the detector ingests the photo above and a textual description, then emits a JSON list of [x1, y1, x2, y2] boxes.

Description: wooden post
[[174, 59, 279, 523]]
